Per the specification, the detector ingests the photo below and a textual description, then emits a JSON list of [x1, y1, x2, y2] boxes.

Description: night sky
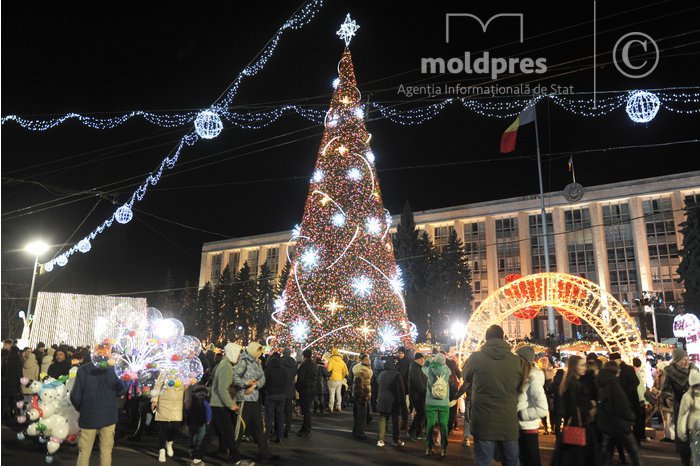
[[2, 1, 699, 308]]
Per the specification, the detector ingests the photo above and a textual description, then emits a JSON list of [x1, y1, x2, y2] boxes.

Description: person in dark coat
[[408, 352, 427, 441], [33, 342, 46, 366], [596, 361, 642, 466], [550, 364, 565, 435], [280, 348, 297, 437], [70, 359, 127, 466], [551, 355, 598, 466], [47, 348, 72, 379], [609, 353, 640, 432], [662, 348, 695, 466], [263, 355, 287, 443], [376, 358, 407, 447], [295, 349, 317, 437], [1, 345, 22, 418]]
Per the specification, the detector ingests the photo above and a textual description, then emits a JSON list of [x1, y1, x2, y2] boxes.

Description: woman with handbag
[[551, 355, 598, 466]]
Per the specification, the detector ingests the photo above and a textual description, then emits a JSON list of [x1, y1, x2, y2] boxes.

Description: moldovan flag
[[500, 104, 536, 153]]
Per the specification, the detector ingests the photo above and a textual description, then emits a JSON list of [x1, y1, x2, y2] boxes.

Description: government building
[[199, 171, 700, 341]]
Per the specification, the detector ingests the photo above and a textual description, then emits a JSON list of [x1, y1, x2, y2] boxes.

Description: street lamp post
[[642, 291, 659, 344], [20, 241, 49, 345]]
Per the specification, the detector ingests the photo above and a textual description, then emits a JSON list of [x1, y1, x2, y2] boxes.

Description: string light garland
[[275, 21, 413, 352]]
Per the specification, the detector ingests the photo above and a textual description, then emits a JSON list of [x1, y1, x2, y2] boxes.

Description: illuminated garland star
[[357, 320, 375, 339], [336, 13, 360, 47], [324, 297, 345, 315]]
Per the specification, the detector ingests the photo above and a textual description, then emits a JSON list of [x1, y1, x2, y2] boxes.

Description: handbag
[[562, 407, 587, 446]]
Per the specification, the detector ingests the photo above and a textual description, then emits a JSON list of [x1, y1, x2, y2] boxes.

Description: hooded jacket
[[152, 376, 185, 422], [296, 358, 318, 396], [41, 348, 55, 374], [517, 367, 548, 431], [408, 360, 427, 399], [595, 368, 636, 435], [464, 338, 523, 441], [376, 360, 406, 414], [21, 353, 40, 395], [662, 361, 695, 420], [677, 368, 700, 442], [327, 352, 348, 382], [210, 343, 241, 409], [233, 349, 266, 402], [280, 353, 298, 399], [352, 362, 372, 403], [70, 363, 126, 429], [422, 355, 451, 407], [263, 356, 287, 398]]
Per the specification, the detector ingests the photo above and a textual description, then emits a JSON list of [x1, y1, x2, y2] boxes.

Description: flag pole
[[571, 157, 577, 184], [533, 102, 556, 338]]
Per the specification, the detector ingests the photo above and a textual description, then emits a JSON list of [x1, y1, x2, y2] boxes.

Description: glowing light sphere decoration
[[114, 204, 133, 224], [77, 239, 91, 253], [55, 255, 68, 267], [93, 304, 203, 391], [625, 90, 660, 123], [194, 110, 223, 139], [44, 261, 54, 273]]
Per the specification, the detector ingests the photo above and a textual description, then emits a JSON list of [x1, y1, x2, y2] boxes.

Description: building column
[[629, 197, 652, 293], [198, 253, 209, 289], [454, 220, 465, 244], [590, 202, 610, 292], [518, 212, 531, 276], [485, 216, 499, 294], [552, 207, 569, 274]]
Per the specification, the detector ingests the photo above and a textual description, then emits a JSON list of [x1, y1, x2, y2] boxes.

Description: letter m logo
[[445, 13, 524, 44]]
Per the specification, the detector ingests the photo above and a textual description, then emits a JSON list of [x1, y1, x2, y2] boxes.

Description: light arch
[[460, 273, 642, 357]]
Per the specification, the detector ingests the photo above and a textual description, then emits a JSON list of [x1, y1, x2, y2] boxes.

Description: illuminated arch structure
[[460, 273, 643, 358]]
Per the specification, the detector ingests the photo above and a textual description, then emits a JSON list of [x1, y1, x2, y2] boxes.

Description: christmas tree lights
[[275, 18, 413, 352]]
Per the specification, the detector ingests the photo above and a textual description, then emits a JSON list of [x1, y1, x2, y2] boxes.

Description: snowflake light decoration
[[332, 78, 340, 89], [291, 224, 302, 240], [300, 248, 319, 268], [347, 168, 362, 181], [291, 320, 310, 342], [312, 170, 324, 183], [274, 295, 286, 313], [365, 217, 382, 235], [352, 275, 372, 297], [336, 13, 360, 47], [378, 325, 400, 351], [365, 150, 375, 164], [331, 212, 346, 227], [354, 107, 364, 119]]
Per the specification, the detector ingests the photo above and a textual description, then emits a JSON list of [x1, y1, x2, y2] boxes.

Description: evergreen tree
[[195, 283, 213, 343], [211, 266, 234, 345], [161, 269, 179, 316], [679, 198, 700, 312], [254, 262, 276, 341], [277, 260, 291, 296], [439, 230, 473, 323], [180, 279, 199, 338], [420, 231, 440, 343], [229, 262, 255, 344]]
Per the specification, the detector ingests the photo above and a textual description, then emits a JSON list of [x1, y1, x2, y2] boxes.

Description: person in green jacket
[[422, 352, 451, 457], [209, 342, 244, 464], [464, 325, 523, 466]]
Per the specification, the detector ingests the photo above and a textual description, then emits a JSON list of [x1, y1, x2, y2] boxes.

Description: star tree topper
[[337, 13, 360, 47]]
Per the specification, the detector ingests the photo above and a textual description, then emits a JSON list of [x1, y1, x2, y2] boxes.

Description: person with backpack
[[677, 367, 700, 465], [209, 342, 243, 464], [295, 349, 318, 437], [464, 325, 523, 466], [422, 352, 451, 457], [596, 361, 642, 466], [185, 383, 211, 466]]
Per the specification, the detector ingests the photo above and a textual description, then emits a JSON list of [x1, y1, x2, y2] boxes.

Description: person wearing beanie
[[408, 352, 427, 441], [677, 368, 700, 464], [515, 346, 547, 466], [263, 356, 288, 443], [295, 349, 318, 437], [280, 347, 297, 438], [210, 342, 243, 463], [662, 346, 695, 465], [422, 352, 452, 457], [326, 348, 348, 413], [464, 325, 522, 466], [376, 358, 406, 448], [233, 341, 278, 462]]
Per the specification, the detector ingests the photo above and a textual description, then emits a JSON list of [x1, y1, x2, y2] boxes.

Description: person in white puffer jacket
[[515, 346, 548, 466], [677, 368, 700, 465]]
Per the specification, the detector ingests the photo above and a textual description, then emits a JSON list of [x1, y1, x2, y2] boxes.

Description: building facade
[[200, 171, 700, 340]]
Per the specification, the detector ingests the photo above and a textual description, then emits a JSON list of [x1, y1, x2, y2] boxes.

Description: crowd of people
[[1, 329, 699, 466]]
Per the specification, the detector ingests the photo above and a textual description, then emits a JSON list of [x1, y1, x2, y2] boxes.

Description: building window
[[643, 197, 682, 309], [265, 247, 280, 276], [228, 251, 240, 274], [529, 213, 556, 273], [565, 208, 597, 282], [464, 221, 488, 303], [247, 249, 259, 277], [433, 225, 454, 253], [496, 217, 520, 286], [210, 253, 222, 283], [603, 202, 638, 306]]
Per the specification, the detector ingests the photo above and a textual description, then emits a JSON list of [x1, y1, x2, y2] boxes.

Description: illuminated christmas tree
[[274, 15, 414, 353]]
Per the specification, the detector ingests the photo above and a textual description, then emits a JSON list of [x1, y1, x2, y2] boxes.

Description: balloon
[[45, 454, 54, 464], [17, 415, 27, 424], [17, 432, 25, 441], [46, 441, 60, 454], [20, 377, 29, 385], [38, 435, 47, 443], [16, 400, 25, 409]]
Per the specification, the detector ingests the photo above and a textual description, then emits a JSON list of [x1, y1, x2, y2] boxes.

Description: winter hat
[[516, 346, 536, 365], [414, 352, 424, 360], [690, 368, 700, 387], [283, 347, 292, 357], [247, 341, 262, 356], [224, 343, 242, 364], [434, 353, 446, 365], [673, 348, 688, 363], [331, 348, 340, 356]]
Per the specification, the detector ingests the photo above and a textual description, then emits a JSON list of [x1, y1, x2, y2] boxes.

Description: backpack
[[431, 371, 448, 400]]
